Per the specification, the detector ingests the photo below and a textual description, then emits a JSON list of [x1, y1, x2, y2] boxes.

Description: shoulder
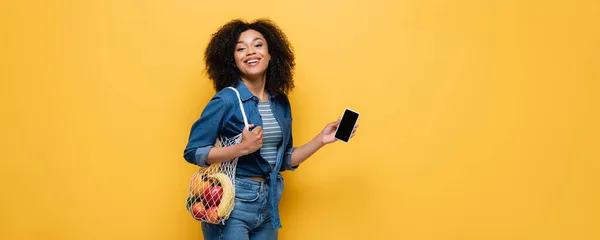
[[282, 94, 292, 110], [275, 92, 291, 106], [211, 88, 238, 107]]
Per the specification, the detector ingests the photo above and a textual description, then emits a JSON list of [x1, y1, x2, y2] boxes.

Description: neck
[[241, 74, 268, 101]]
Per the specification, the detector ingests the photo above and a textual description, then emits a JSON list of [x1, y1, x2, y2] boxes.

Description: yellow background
[[1, 0, 599, 239]]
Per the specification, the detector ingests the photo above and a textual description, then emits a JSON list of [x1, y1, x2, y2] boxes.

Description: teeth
[[247, 59, 258, 64]]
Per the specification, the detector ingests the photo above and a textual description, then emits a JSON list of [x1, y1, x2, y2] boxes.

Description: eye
[[255, 44, 263, 48], [236, 48, 245, 52]]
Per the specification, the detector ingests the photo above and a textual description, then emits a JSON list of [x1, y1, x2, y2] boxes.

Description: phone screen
[[335, 109, 359, 142]]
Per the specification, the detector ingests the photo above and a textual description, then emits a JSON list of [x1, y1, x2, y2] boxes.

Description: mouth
[[244, 58, 261, 66]]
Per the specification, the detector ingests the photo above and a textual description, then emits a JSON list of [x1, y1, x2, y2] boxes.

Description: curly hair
[[204, 19, 295, 94]]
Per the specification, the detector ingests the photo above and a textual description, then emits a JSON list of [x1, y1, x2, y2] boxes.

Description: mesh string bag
[[186, 87, 249, 224]]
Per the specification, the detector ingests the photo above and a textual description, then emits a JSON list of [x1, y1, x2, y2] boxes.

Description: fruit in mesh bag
[[203, 185, 223, 207], [190, 202, 206, 220], [206, 173, 234, 219], [205, 206, 220, 223], [190, 173, 211, 198]]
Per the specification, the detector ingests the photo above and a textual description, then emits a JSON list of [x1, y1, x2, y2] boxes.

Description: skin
[[205, 29, 358, 166]]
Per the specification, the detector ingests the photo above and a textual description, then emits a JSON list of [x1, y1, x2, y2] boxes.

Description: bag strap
[[226, 87, 250, 130]]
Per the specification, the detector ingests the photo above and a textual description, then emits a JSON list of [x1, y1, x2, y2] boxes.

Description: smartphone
[[334, 108, 360, 143]]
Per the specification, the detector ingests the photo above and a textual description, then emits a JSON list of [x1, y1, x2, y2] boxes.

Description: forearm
[[205, 144, 249, 165], [290, 136, 325, 167]]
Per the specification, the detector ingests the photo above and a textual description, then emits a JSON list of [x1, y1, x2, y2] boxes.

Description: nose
[[246, 47, 256, 56]]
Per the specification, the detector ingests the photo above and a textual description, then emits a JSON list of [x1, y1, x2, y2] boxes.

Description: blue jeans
[[201, 176, 284, 240]]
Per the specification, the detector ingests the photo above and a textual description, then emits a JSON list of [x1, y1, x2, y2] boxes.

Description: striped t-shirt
[[258, 101, 283, 165]]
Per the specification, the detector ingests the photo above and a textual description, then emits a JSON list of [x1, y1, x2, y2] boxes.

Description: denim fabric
[[184, 80, 296, 228], [201, 176, 284, 240]]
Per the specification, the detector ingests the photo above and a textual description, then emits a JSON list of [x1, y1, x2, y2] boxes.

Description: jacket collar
[[234, 79, 280, 101]]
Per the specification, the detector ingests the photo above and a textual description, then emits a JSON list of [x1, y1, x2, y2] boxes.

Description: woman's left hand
[[289, 119, 359, 167], [319, 118, 358, 145]]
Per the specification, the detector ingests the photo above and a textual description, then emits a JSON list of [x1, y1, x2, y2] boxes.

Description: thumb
[[327, 119, 340, 128], [245, 124, 254, 131]]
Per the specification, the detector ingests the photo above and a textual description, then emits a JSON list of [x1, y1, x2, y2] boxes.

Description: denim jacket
[[184, 80, 297, 228]]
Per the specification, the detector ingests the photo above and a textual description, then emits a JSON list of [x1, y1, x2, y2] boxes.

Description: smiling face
[[234, 29, 271, 79]]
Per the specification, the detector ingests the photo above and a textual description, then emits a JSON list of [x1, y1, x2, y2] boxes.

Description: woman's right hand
[[239, 124, 263, 156]]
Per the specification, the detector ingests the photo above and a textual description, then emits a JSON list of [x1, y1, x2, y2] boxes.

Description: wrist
[[315, 135, 326, 148], [235, 143, 249, 157]]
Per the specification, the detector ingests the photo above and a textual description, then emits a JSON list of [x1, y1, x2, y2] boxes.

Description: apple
[[205, 206, 220, 223], [191, 202, 206, 220], [202, 185, 223, 207], [190, 174, 211, 197]]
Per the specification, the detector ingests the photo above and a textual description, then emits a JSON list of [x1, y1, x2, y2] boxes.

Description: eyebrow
[[237, 37, 264, 44]]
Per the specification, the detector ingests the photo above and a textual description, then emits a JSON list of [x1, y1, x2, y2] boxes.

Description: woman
[[184, 19, 357, 239]]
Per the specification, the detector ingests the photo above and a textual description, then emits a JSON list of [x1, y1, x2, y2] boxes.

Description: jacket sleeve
[[281, 144, 297, 171], [281, 95, 298, 171], [183, 94, 231, 167]]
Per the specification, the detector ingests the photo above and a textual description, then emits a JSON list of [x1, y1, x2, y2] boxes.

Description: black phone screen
[[335, 109, 359, 142]]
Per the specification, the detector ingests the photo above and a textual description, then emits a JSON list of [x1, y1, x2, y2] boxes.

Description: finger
[[329, 118, 341, 125], [246, 124, 255, 131], [329, 120, 341, 127], [252, 126, 263, 133]]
